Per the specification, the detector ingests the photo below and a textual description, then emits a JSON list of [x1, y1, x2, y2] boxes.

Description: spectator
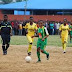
[[14, 21, 18, 35], [18, 22, 23, 35], [45, 20, 48, 29], [11, 21, 14, 35], [22, 20, 28, 36], [50, 21, 54, 35], [54, 21, 57, 35], [57, 22, 60, 35]]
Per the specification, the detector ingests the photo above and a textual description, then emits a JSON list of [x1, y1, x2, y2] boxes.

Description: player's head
[[4, 15, 8, 21], [71, 22, 72, 25], [38, 20, 44, 27], [63, 18, 67, 25], [29, 16, 34, 23]]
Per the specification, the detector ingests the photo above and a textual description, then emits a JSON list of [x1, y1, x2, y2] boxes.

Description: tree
[[16, 0, 28, 2], [16, 0, 22, 2], [2, 0, 12, 4]]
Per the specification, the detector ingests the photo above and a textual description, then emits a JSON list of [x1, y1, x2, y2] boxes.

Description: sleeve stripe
[[44, 27, 49, 35]]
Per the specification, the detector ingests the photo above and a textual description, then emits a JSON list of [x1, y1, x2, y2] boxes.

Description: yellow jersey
[[19, 24, 22, 29], [59, 24, 69, 37], [25, 22, 37, 36]]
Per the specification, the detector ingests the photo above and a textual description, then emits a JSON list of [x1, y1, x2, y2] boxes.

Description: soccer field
[[0, 35, 72, 72], [0, 35, 72, 47]]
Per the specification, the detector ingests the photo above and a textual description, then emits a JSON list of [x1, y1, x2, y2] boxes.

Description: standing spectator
[[50, 21, 54, 35], [57, 22, 60, 35], [55, 22, 58, 35], [14, 21, 18, 35], [47, 21, 50, 35], [54, 21, 57, 35], [11, 21, 14, 35], [22, 20, 28, 36], [18, 22, 22, 35], [45, 20, 48, 30], [45, 20, 50, 34]]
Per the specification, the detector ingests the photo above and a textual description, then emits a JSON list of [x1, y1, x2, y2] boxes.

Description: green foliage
[[2, 0, 12, 4], [16, 0, 22, 2], [16, 0, 28, 2], [1, 0, 28, 4]]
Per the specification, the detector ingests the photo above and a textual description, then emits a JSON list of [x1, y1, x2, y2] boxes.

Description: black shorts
[[1, 34, 10, 44]]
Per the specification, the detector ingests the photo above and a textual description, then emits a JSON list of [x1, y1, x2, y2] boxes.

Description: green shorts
[[37, 39, 47, 50], [70, 31, 72, 36]]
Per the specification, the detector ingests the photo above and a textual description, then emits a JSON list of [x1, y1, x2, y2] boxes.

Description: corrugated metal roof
[[0, 0, 72, 10]]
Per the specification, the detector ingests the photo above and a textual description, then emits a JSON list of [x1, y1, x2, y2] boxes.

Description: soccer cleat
[[63, 51, 66, 54], [36, 60, 41, 63], [28, 52, 31, 56], [5, 50, 7, 55], [46, 54, 49, 60], [3, 50, 7, 55]]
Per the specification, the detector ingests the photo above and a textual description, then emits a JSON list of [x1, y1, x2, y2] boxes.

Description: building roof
[[0, 0, 72, 10]]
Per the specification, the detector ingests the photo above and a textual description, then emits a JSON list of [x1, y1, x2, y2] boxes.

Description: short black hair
[[39, 20, 44, 23], [29, 16, 33, 19], [4, 15, 8, 18], [64, 18, 67, 21]]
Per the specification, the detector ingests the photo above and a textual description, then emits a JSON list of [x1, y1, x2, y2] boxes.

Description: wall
[[0, 14, 72, 21]]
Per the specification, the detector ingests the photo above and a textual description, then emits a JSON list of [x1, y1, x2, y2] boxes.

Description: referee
[[0, 15, 12, 55]]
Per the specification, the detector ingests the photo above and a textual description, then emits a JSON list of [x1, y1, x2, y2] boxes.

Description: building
[[0, 0, 72, 21]]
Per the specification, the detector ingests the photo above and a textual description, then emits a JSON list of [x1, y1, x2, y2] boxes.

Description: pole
[[24, 0, 27, 15], [24, 0, 27, 20]]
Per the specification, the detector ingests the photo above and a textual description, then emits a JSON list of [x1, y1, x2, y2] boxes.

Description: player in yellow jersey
[[59, 19, 69, 53], [25, 17, 37, 56]]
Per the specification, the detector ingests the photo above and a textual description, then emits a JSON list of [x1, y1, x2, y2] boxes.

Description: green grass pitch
[[0, 35, 72, 47]]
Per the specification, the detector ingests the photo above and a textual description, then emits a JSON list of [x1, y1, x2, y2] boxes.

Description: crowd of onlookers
[[0, 20, 71, 35]]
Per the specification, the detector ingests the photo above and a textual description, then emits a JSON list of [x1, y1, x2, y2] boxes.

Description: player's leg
[[71, 36, 72, 43], [1, 35, 6, 55], [6, 43, 9, 51], [40, 42, 49, 60], [36, 47, 41, 62], [2, 41, 6, 55], [36, 41, 41, 62], [6, 35, 10, 50], [63, 37, 68, 53], [44, 39, 47, 49], [70, 35, 71, 43], [27, 35, 33, 56], [5, 35, 10, 54], [61, 37, 65, 52], [70, 35, 72, 43]]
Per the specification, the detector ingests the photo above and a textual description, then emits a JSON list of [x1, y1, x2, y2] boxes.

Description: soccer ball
[[25, 56, 32, 63]]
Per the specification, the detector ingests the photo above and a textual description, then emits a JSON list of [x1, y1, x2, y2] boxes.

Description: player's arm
[[42, 27, 49, 41], [59, 30, 62, 38], [31, 24, 38, 38], [31, 31, 39, 38], [34, 24, 38, 34], [59, 25, 62, 38], [24, 23, 28, 34], [9, 21, 12, 36], [0, 22, 1, 31], [0, 21, 2, 32], [69, 27, 71, 31]]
